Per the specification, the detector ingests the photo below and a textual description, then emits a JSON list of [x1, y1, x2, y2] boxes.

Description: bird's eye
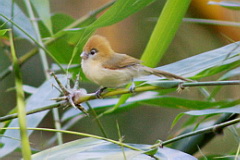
[[90, 48, 98, 55]]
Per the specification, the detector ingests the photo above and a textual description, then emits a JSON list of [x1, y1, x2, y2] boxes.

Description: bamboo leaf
[[46, 12, 96, 63], [0, 29, 10, 36], [192, 60, 240, 79], [185, 105, 240, 116], [0, 76, 67, 158], [88, 0, 155, 29], [69, 0, 157, 65], [220, 67, 240, 80], [141, 0, 191, 66], [136, 41, 240, 82], [171, 113, 185, 129], [0, 1, 36, 41], [31, 138, 197, 160], [114, 0, 191, 115], [30, 0, 52, 34]]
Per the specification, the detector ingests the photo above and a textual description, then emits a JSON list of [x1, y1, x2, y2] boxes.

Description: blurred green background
[[0, 0, 239, 159]]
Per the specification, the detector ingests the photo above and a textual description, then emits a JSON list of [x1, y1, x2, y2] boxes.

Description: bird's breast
[[81, 60, 141, 88]]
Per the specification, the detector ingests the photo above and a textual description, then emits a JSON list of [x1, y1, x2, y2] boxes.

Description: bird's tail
[[142, 66, 192, 82]]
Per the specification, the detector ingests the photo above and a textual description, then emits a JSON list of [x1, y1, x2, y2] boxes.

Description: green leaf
[[171, 113, 185, 129], [112, 0, 191, 118], [141, 0, 191, 67], [31, 138, 197, 160], [71, 0, 157, 61], [208, 1, 240, 10], [0, 1, 36, 41], [38, 13, 76, 38], [0, 29, 10, 36], [47, 35, 76, 63], [136, 41, 240, 82], [30, 0, 52, 34], [67, 0, 157, 65], [172, 100, 240, 127], [185, 105, 240, 116], [144, 140, 161, 156], [88, 0, 155, 29], [220, 67, 240, 80], [0, 75, 67, 158], [52, 14, 75, 34], [23, 85, 37, 94], [193, 60, 240, 79], [46, 13, 96, 64], [139, 97, 232, 110]]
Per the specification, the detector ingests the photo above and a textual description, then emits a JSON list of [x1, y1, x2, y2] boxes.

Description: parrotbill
[[81, 35, 191, 96]]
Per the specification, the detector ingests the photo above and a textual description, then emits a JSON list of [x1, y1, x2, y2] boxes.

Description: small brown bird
[[81, 35, 191, 96]]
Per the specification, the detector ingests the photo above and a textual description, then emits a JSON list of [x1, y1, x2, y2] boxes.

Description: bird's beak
[[80, 51, 88, 60]]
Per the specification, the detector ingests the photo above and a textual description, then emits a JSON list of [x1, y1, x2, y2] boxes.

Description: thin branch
[[86, 102, 108, 138], [0, 118, 238, 156], [182, 81, 240, 87], [0, 80, 239, 122], [162, 117, 240, 146], [183, 18, 240, 27], [0, 127, 143, 151], [174, 113, 239, 154], [0, 127, 158, 159], [74, 80, 240, 104], [0, 103, 61, 122]]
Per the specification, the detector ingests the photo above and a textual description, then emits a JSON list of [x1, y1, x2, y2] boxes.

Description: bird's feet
[[129, 82, 136, 93], [95, 87, 107, 98]]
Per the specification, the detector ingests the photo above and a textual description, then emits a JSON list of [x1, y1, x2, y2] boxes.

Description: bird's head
[[81, 35, 114, 61]]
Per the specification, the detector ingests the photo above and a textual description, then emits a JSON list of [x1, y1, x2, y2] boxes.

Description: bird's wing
[[102, 53, 141, 70]]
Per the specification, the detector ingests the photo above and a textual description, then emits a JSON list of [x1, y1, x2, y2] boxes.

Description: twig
[[0, 80, 239, 122], [182, 81, 240, 87], [0, 118, 238, 157], [173, 113, 239, 154], [86, 102, 108, 138], [0, 127, 158, 158], [0, 104, 62, 122], [74, 80, 240, 104], [162, 117, 240, 146]]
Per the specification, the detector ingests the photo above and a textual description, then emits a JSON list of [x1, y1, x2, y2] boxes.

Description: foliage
[[0, 0, 239, 159]]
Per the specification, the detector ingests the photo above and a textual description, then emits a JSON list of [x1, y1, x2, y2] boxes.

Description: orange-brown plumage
[[81, 35, 191, 89], [83, 35, 114, 59]]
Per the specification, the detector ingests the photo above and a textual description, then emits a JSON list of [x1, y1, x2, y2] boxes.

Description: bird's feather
[[102, 53, 141, 70]]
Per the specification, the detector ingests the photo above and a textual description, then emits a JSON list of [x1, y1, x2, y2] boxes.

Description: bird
[[80, 35, 192, 97]]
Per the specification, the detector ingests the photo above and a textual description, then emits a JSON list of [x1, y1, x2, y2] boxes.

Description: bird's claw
[[95, 90, 103, 99], [129, 86, 135, 93], [177, 82, 185, 92], [129, 82, 135, 93], [95, 87, 107, 99]]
